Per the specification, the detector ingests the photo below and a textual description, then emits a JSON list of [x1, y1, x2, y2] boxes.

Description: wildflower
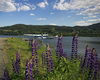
[[82, 45, 92, 69], [71, 32, 78, 60], [89, 48, 99, 79], [4, 68, 9, 80], [12, 58, 16, 73], [56, 33, 63, 58], [16, 51, 20, 73], [46, 43, 53, 72], [25, 60, 34, 80]]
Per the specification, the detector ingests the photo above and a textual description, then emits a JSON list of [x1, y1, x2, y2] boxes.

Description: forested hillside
[[0, 23, 100, 36]]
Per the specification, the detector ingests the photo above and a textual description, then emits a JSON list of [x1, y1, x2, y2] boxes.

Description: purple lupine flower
[[12, 51, 21, 74], [82, 45, 92, 69], [4, 68, 9, 80], [89, 48, 99, 79], [50, 54, 53, 72], [25, 60, 34, 80], [46, 52, 49, 72], [46, 43, 53, 72], [16, 51, 20, 73], [29, 61, 34, 80], [56, 34, 63, 58], [31, 39, 39, 76], [42, 52, 45, 67], [71, 32, 78, 60], [34, 42, 39, 76], [59, 34, 63, 57], [12, 58, 16, 73]]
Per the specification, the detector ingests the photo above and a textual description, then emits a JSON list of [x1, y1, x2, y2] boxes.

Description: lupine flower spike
[[16, 50, 20, 73], [71, 32, 78, 60], [4, 68, 9, 80], [82, 45, 92, 69], [25, 59, 34, 80], [12, 58, 16, 73], [46, 43, 53, 72], [31, 39, 38, 76], [89, 48, 99, 79], [56, 33, 63, 59]]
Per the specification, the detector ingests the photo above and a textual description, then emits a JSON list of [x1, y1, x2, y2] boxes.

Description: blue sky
[[0, 0, 100, 27]]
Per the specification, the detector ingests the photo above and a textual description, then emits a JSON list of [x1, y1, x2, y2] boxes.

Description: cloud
[[50, 13, 54, 14], [0, 0, 36, 12], [50, 23, 57, 25], [18, 5, 30, 11], [87, 19, 100, 22], [83, 16, 97, 19], [75, 19, 100, 26], [23, 0, 29, 1], [53, 0, 100, 16], [0, 0, 16, 12], [36, 18, 47, 20], [75, 21, 92, 26], [30, 13, 34, 16], [24, 3, 36, 10], [77, 6, 100, 15], [37, 0, 49, 8], [53, 0, 100, 10]]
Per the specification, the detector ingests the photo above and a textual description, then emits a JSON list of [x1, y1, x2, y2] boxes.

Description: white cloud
[[83, 16, 97, 19], [53, 0, 100, 16], [23, 0, 29, 1], [0, 0, 36, 12], [24, 3, 36, 10], [37, 0, 49, 8], [36, 18, 47, 20], [0, 0, 16, 12], [75, 19, 100, 26], [78, 6, 100, 15], [50, 23, 57, 25], [87, 19, 100, 22], [18, 5, 30, 11], [53, 0, 100, 10], [75, 21, 92, 26], [50, 13, 54, 14], [30, 13, 34, 16]]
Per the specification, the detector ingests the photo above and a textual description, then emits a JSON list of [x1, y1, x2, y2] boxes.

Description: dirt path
[[0, 38, 8, 80]]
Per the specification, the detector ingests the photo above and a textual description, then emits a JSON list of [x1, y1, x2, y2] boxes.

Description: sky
[[0, 0, 100, 27]]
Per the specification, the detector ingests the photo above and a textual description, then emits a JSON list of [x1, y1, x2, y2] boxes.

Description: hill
[[0, 23, 100, 37]]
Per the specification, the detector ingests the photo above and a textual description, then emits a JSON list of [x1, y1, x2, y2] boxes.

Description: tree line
[[0, 23, 100, 37]]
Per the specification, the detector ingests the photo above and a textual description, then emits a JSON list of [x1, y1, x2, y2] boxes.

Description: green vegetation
[[0, 22, 100, 37], [4, 38, 99, 80]]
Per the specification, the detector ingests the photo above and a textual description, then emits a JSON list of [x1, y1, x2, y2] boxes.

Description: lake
[[0, 35, 100, 60]]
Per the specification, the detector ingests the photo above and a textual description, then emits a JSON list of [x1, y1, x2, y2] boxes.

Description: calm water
[[0, 35, 100, 59], [42, 37, 100, 60]]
